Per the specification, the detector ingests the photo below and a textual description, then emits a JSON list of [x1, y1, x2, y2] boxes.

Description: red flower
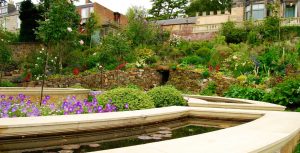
[[73, 68, 80, 75], [24, 73, 32, 82], [209, 65, 213, 72], [215, 65, 220, 72], [116, 62, 127, 70]]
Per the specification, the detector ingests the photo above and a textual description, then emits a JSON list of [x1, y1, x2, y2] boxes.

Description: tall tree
[[148, 0, 188, 20], [126, 6, 169, 47], [186, 0, 232, 17], [37, 0, 80, 71], [19, 0, 40, 42]]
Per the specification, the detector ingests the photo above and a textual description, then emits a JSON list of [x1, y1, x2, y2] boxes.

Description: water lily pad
[[88, 144, 101, 148], [58, 150, 74, 153], [62, 144, 80, 150], [158, 130, 172, 134], [138, 135, 152, 140]]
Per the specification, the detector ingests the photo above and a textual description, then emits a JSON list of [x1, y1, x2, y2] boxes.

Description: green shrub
[[202, 70, 210, 79], [180, 55, 204, 65], [97, 88, 154, 111], [147, 85, 187, 107], [224, 85, 266, 101], [221, 21, 247, 44], [247, 30, 260, 45], [263, 16, 280, 41], [200, 81, 217, 96], [195, 47, 211, 64], [263, 76, 300, 108], [0, 80, 16, 87]]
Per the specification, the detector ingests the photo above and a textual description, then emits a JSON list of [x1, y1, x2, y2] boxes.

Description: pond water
[[1, 117, 241, 153]]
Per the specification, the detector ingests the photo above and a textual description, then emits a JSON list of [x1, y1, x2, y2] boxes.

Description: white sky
[[13, 0, 152, 14]]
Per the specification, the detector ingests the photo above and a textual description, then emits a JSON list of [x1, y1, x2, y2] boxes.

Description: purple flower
[[8, 96, 13, 100], [97, 106, 103, 113], [124, 103, 129, 109], [42, 100, 47, 105], [1, 95, 5, 99], [45, 95, 50, 100]]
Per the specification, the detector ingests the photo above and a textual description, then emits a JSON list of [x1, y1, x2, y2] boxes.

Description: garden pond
[[0, 116, 250, 153]]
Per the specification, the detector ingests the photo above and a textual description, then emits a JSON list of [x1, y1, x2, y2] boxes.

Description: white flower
[[67, 27, 72, 32], [1, 39, 3, 41], [42, 48, 44, 51], [233, 56, 238, 60], [54, 56, 57, 59], [79, 40, 84, 45], [39, 51, 42, 54], [93, 52, 97, 56]]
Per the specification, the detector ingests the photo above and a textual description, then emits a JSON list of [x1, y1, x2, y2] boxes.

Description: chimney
[[85, 0, 91, 4]]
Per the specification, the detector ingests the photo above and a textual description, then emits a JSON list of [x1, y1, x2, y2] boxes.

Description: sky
[[13, 0, 152, 15]]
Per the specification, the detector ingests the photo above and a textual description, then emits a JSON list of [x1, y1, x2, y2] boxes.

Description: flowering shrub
[[0, 94, 128, 118]]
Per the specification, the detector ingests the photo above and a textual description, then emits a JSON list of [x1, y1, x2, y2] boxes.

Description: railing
[[192, 17, 300, 33], [281, 17, 300, 26]]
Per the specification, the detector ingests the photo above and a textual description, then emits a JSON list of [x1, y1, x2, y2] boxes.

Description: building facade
[[157, 0, 300, 40], [76, 0, 127, 34], [0, 1, 20, 32]]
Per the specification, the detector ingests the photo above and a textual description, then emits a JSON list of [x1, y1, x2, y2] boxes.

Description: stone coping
[[0, 106, 299, 153], [185, 95, 286, 111], [0, 87, 91, 95]]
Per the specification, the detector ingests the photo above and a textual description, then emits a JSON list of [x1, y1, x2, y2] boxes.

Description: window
[[246, 5, 251, 20], [245, 4, 266, 20], [81, 8, 89, 19], [90, 7, 94, 13], [252, 4, 265, 20], [17, 18, 21, 29], [285, 4, 295, 18]]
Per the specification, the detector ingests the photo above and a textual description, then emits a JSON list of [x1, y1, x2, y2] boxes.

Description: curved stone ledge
[[185, 95, 286, 111], [0, 106, 299, 153]]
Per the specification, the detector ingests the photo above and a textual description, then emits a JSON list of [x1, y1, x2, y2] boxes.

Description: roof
[[155, 17, 197, 25], [76, 3, 94, 9]]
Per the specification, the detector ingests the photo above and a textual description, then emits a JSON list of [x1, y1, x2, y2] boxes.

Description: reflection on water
[[1, 117, 248, 153]]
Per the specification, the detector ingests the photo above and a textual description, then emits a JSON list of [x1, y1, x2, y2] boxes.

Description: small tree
[[36, 0, 80, 104], [19, 0, 40, 42], [85, 13, 100, 47], [0, 38, 11, 84], [37, 0, 80, 71], [126, 7, 170, 47], [186, 0, 232, 17], [149, 0, 188, 20]]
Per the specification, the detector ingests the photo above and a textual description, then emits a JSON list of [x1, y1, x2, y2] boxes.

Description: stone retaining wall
[[9, 42, 41, 62], [26, 68, 235, 94], [29, 68, 162, 90]]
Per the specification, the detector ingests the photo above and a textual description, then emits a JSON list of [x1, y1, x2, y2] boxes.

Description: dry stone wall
[[30, 68, 162, 90], [26, 68, 236, 94]]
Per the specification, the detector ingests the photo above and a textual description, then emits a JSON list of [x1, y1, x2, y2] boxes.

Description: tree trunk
[[40, 46, 49, 106]]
